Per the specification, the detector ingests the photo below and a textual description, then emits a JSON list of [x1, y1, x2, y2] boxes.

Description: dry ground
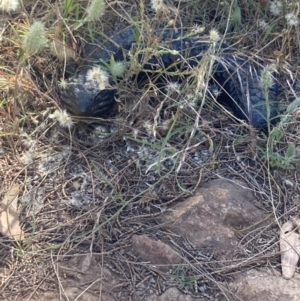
[[1, 0, 300, 300]]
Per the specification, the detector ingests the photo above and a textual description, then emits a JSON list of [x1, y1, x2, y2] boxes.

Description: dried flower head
[[49, 110, 74, 128], [20, 152, 34, 165], [270, 0, 283, 16], [86, 66, 109, 90], [184, 93, 199, 107], [22, 21, 48, 55], [285, 13, 299, 27], [58, 78, 68, 89], [142, 120, 153, 136], [21, 132, 34, 148], [132, 128, 139, 139], [192, 24, 205, 34], [209, 29, 220, 42], [151, 0, 165, 12], [86, 0, 106, 22], [0, 0, 19, 12], [165, 82, 181, 94], [160, 119, 171, 131]]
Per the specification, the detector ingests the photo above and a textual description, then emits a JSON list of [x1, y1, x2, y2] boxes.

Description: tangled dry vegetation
[[1, 0, 300, 300]]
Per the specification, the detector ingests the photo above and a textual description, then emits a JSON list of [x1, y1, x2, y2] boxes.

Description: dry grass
[[1, 0, 300, 299]]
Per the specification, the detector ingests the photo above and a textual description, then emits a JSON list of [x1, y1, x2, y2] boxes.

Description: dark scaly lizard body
[[58, 27, 278, 128]]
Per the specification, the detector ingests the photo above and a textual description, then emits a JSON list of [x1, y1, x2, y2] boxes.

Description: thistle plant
[[22, 21, 48, 55]]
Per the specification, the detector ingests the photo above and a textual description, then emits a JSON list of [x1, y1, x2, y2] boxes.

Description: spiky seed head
[[86, 0, 106, 22], [110, 61, 127, 78], [260, 65, 275, 90], [22, 21, 48, 55]]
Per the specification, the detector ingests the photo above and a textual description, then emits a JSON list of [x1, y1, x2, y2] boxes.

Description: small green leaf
[[262, 23, 276, 43], [133, 26, 141, 42], [286, 143, 296, 159], [231, 1, 241, 25], [287, 97, 300, 114], [270, 127, 283, 142]]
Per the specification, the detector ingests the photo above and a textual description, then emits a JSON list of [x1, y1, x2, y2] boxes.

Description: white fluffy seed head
[[151, 0, 165, 12], [209, 29, 220, 42], [270, 0, 283, 16], [0, 0, 19, 12], [86, 66, 109, 90], [49, 110, 74, 128], [165, 82, 181, 94], [258, 20, 268, 28], [285, 13, 299, 27]]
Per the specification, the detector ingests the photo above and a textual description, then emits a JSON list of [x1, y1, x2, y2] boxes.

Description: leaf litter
[[0, 183, 24, 240], [280, 218, 300, 280]]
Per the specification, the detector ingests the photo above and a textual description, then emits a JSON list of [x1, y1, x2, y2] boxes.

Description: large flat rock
[[159, 179, 266, 258]]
